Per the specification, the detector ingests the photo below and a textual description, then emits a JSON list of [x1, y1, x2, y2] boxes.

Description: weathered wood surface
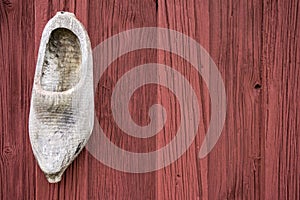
[[0, 0, 299, 199]]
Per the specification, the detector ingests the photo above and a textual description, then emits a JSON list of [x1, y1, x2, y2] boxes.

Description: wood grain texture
[[88, 0, 157, 199], [0, 0, 36, 199], [157, 0, 264, 199], [0, 0, 299, 199], [262, 0, 300, 199], [157, 1, 211, 199]]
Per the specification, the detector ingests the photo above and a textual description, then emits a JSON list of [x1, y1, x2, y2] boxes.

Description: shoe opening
[[40, 28, 82, 92]]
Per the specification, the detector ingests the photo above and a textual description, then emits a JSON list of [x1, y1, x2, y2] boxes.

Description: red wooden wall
[[0, 0, 299, 199]]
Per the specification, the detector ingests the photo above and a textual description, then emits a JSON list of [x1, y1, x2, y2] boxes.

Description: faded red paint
[[0, 0, 299, 199]]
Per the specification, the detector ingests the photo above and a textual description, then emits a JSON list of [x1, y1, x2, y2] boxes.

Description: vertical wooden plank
[[157, 0, 210, 199], [34, 1, 89, 199], [262, 0, 300, 199], [208, 1, 264, 199], [0, 0, 36, 199], [87, 0, 158, 199], [157, 0, 264, 199]]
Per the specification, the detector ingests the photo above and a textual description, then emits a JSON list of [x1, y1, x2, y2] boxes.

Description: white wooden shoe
[[29, 12, 94, 183]]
